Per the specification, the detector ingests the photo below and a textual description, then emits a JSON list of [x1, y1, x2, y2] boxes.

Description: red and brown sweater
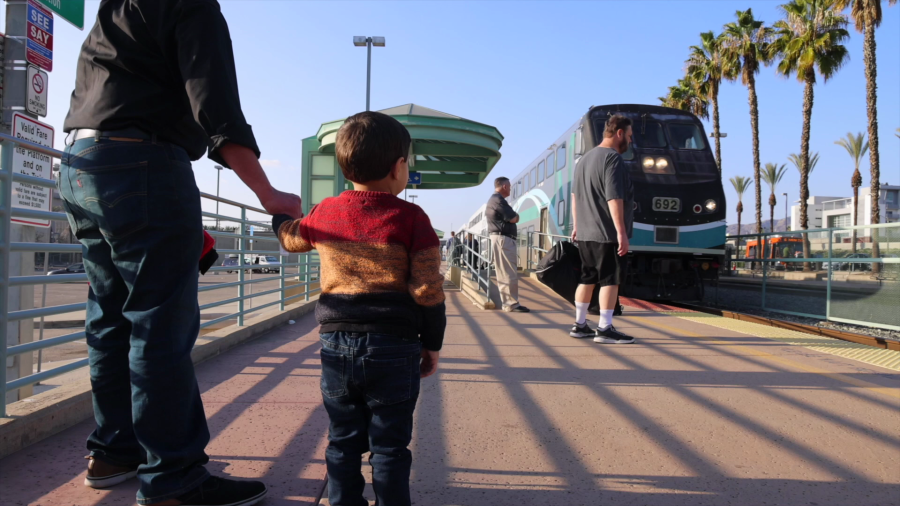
[[273, 191, 446, 351]]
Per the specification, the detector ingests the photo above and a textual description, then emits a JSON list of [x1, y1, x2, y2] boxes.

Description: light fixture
[[642, 157, 655, 169], [353, 36, 367, 47], [655, 158, 669, 170], [371, 36, 386, 47], [693, 204, 703, 214], [704, 199, 717, 212]]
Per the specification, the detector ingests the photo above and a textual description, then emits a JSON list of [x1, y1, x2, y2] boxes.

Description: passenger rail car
[[463, 104, 726, 300]]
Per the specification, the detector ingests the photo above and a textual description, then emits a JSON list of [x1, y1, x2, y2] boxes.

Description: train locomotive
[[461, 103, 726, 300]]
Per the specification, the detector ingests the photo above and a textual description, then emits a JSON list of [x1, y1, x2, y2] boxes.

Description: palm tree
[[722, 8, 773, 235], [788, 152, 820, 175], [659, 77, 710, 119], [835, 132, 869, 252], [730, 176, 752, 236], [686, 31, 727, 172], [762, 163, 789, 233], [772, 0, 850, 271], [835, 0, 896, 269]]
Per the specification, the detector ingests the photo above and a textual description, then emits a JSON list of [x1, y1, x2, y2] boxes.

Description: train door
[[538, 207, 550, 264]]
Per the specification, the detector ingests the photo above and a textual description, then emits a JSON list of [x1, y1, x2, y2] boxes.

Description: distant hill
[[726, 217, 791, 236]]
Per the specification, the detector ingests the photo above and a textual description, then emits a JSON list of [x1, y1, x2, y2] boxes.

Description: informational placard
[[26, 65, 48, 117], [11, 113, 55, 227], [26, 0, 53, 72], [34, 0, 84, 30], [407, 171, 421, 185]]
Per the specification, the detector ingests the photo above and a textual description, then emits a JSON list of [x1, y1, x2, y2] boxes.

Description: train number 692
[[652, 197, 680, 212]]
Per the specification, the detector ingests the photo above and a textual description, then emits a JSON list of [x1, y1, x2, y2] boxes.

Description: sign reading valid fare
[[11, 113, 54, 227], [27, 0, 53, 72], [26, 65, 48, 117]]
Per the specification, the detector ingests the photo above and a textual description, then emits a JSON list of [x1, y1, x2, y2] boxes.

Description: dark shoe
[[509, 305, 530, 313], [613, 304, 624, 316], [157, 476, 268, 506], [569, 322, 595, 338], [84, 455, 139, 489], [593, 325, 635, 344]]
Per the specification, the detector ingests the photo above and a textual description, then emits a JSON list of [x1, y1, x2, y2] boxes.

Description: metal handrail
[[0, 135, 322, 416], [455, 232, 493, 300]]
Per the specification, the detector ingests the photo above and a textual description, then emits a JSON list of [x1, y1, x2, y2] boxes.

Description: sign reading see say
[[26, 0, 53, 72]]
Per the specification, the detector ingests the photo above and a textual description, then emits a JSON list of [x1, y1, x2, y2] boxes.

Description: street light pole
[[214, 165, 224, 231], [353, 36, 385, 111]]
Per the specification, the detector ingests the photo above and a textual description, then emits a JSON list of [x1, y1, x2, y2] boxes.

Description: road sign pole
[[366, 38, 371, 112]]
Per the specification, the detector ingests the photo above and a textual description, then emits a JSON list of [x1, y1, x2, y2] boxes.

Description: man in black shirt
[[486, 178, 529, 313], [60, 2, 300, 505]]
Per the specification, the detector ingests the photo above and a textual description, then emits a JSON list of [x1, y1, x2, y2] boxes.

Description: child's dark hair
[[336, 111, 411, 183]]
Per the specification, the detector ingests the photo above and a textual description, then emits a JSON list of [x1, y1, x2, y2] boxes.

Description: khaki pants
[[490, 235, 519, 310]]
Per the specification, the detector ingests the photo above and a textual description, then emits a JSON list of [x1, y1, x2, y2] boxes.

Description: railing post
[[0, 140, 13, 416], [279, 249, 285, 312], [826, 229, 833, 320], [238, 208, 246, 326], [761, 248, 768, 310]]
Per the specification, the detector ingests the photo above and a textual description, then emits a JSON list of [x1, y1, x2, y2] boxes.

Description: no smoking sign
[[26, 64, 47, 117]]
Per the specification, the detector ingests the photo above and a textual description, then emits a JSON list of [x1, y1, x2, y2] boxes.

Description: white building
[[790, 184, 900, 245]]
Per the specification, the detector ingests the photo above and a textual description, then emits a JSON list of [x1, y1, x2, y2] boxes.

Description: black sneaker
[[155, 476, 267, 506], [569, 322, 595, 338], [509, 305, 531, 313], [593, 325, 635, 344]]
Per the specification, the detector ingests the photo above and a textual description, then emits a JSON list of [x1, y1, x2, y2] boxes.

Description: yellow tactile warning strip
[[631, 314, 900, 401], [659, 311, 900, 372]]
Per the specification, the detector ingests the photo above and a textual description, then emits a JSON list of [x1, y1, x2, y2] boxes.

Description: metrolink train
[[459, 104, 726, 300]]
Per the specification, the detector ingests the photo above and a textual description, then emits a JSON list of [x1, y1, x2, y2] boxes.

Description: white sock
[[598, 310, 614, 329], [575, 302, 589, 325]]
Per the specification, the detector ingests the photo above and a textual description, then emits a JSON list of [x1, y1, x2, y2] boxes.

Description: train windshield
[[668, 123, 706, 150], [633, 122, 667, 148]]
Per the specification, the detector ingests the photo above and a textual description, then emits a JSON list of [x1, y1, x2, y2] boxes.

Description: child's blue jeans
[[320, 331, 422, 506]]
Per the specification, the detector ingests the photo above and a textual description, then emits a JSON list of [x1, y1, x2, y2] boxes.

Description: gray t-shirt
[[573, 146, 634, 243]]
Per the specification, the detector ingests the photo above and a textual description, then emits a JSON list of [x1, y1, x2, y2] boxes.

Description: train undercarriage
[[621, 250, 723, 301]]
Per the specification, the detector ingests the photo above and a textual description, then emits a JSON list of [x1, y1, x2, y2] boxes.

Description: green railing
[[724, 222, 900, 331], [0, 133, 320, 417]]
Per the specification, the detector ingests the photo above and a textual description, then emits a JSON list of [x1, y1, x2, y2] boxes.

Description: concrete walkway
[[2, 278, 899, 505]]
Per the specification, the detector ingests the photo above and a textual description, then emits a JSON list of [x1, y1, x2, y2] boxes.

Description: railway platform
[[1, 277, 898, 506]]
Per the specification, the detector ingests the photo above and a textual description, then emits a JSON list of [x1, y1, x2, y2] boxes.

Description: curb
[[0, 299, 318, 459]]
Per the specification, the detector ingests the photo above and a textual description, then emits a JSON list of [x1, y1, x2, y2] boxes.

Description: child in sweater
[[273, 111, 445, 506]]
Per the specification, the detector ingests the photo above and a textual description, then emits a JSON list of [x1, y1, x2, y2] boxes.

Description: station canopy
[[313, 104, 504, 190]]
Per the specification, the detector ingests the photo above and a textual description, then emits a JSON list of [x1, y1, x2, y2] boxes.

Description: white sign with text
[[11, 113, 54, 227]]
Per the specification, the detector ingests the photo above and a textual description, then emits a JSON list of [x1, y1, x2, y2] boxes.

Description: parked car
[[256, 256, 281, 274], [47, 263, 85, 275], [222, 257, 239, 274], [833, 253, 872, 272]]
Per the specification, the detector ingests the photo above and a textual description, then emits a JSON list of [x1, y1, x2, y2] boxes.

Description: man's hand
[[571, 227, 577, 242], [420, 349, 440, 378], [617, 232, 629, 257], [220, 143, 303, 219], [259, 188, 303, 219]]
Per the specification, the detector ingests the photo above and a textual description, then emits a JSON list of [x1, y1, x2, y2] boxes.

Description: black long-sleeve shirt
[[63, 0, 259, 166]]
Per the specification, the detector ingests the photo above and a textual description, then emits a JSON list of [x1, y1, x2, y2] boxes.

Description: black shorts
[[577, 241, 626, 286]]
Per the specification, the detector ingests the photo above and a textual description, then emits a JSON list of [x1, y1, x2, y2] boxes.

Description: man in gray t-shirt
[[569, 114, 635, 343]]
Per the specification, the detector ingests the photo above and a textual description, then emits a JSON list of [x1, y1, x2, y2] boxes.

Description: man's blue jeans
[[59, 137, 209, 504], [320, 332, 422, 506]]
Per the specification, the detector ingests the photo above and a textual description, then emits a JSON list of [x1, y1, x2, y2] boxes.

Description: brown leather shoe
[[84, 455, 139, 488]]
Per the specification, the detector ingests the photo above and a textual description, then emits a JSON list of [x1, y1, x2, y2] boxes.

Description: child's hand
[[420, 349, 439, 378]]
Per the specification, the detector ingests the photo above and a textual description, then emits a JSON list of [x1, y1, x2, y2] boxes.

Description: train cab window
[[668, 123, 707, 150], [530, 167, 537, 188], [556, 143, 566, 170], [546, 153, 555, 178], [557, 199, 566, 226], [635, 122, 666, 148], [538, 161, 545, 182]]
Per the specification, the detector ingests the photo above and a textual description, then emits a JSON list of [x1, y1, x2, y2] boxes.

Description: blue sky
[[16, 0, 900, 233]]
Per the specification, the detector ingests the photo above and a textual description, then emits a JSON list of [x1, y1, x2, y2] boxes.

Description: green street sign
[[34, 0, 84, 30]]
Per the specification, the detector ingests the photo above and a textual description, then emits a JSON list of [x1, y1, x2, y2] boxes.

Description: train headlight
[[704, 199, 717, 212], [642, 157, 655, 169], [655, 158, 669, 170]]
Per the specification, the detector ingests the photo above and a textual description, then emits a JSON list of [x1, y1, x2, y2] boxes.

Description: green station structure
[[300, 104, 504, 214]]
